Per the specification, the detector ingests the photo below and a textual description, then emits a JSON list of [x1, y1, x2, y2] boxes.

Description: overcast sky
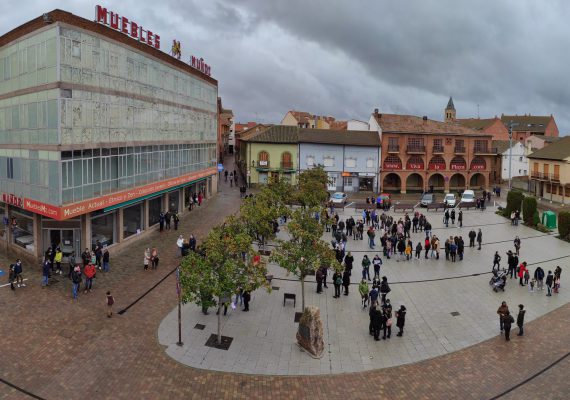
[[3, 1, 569, 132]]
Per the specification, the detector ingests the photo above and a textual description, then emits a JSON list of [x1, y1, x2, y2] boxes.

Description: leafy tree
[[505, 190, 524, 217], [270, 207, 340, 311], [296, 166, 330, 208], [179, 216, 269, 345], [522, 196, 538, 226], [559, 211, 570, 239]]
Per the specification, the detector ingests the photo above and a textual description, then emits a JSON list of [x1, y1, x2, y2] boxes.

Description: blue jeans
[[42, 275, 49, 286], [72, 283, 79, 299], [103, 262, 109, 272], [369, 238, 375, 249], [362, 267, 370, 280], [85, 278, 93, 291]]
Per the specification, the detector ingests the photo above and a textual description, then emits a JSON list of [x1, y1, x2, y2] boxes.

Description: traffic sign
[[217, 163, 224, 172]]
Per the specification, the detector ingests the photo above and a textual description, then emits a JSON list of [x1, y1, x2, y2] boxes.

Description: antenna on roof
[[477, 104, 480, 119]]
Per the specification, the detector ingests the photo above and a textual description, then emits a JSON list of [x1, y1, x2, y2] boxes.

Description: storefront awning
[[103, 177, 208, 213]]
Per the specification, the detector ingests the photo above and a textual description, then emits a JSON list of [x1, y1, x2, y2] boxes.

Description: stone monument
[[296, 306, 324, 358]]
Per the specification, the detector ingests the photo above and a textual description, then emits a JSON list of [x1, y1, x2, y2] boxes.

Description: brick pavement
[[0, 170, 569, 399]]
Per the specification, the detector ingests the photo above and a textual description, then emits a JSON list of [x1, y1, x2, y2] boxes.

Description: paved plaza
[[159, 202, 570, 375], [0, 174, 569, 399]]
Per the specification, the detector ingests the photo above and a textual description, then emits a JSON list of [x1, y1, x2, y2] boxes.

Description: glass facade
[[91, 210, 116, 248], [123, 202, 143, 238], [11, 210, 34, 250], [148, 196, 162, 226]]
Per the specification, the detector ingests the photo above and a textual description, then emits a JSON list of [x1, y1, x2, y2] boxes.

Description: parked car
[[460, 189, 475, 203], [420, 192, 435, 207], [330, 192, 348, 204], [444, 193, 456, 207]]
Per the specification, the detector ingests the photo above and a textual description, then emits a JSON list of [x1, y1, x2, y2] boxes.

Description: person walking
[[151, 248, 159, 270], [507, 251, 516, 279], [415, 242, 422, 259], [379, 276, 391, 305], [545, 270, 554, 296], [242, 291, 251, 311], [159, 212, 165, 232], [371, 305, 383, 341], [372, 254, 382, 280], [497, 301, 509, 332], [84, 263, 96, 293], [316, 268, 324, 294], [518, 262, 528, 286], [503, 311, 514, 341], [458, 210, 463, 227], [14, 259, 25, 288], [468, 229, 476, 248], [68, 251, 76, 279], [476, 229, 483, 250], [332, 271, 342, 298], [54, 247, 63, 275], [8, 264, 16, 291], [342, 269, 351, 296], [517, 304, 525, 336], [102, 247, 110, 272], [144, 248, 151, 270], [359, 279, 369, 308], [165, 211, 171, 230], [450, 209, 456, 225], [71, 266, 82, 300], [177, 235, 184, 257], [424, 237, 431, 259], [534, 266, 545, 290], [492, 251, 501, 271], [367, 226, 376, 249], [173, 212, 180, 231], [396, 305, 407, 337], [382, 300, 393, 340], [514, 236, 521, 255], [42, 258, 50, 287], [361, 255, 371, 281], [106, 291, 115, 318]]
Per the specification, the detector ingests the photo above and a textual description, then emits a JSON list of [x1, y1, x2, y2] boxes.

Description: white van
[[461, 190, 475, 203]]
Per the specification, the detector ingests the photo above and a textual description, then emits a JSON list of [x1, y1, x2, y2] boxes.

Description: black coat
[[342, 271, 351, 286], [371, 308, 383, 328], [396, 309, 406, 328], [517, 310, 525, 326]]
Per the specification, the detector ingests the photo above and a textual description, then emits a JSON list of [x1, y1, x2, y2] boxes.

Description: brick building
[[370, 111, 494, 194]]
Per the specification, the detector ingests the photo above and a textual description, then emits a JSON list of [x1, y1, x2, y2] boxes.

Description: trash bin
[[542, 211, 557, 229]]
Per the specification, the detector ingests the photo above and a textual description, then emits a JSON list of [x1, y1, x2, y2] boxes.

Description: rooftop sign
[[95, 5, 160, 50]]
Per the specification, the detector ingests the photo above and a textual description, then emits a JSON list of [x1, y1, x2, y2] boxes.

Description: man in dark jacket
[[342, 270, 351, 295], [396, 305, 407, 337], [476, 229, 483, 250], [517, 304, 526, 336], [458, 210, 463, 227], [468, 229, 476, 247], [371, 305, 383, 341], [534, 266, 545, 290], [545, 271, 554, 296], [379, 277, 391, 305], [507, 251, 516, 279], [497, 301, 509, 332], [503, 311, 514, 341]]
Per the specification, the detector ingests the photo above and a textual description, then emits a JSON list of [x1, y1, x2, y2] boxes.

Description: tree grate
[[194, 324, 206, 330]]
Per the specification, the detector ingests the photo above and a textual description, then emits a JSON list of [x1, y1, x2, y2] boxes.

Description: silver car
[[330, 192, 348, 204]]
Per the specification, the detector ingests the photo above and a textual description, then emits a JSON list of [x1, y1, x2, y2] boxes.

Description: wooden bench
[[393, 202, 415, 212], [283, 293, 296, 307], [458, 202, 476, 210], [426, 202, 447, 212]]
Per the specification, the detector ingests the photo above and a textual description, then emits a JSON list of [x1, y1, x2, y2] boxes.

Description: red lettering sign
[[383, 162, 402, 170], [428, 163, 445, 170], [95, 5, 160, 50], [406, 162, 424, 170], [2, 193, 23, 208]]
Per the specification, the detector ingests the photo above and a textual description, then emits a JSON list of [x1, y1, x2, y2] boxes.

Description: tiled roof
[[299, 129, 381, 146], [456, 118, 499, 131], [288, 111, 312, 123], [527, 136, 570, 161], [373, 113, 490, 136], [492, 140, 512, 154], [532, 134, 560, 143], [329, 120, 348, 130], [501, 115, 553, 132], [240, 125, 299, 144]]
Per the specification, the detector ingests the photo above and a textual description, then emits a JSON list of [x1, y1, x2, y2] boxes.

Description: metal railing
[[406, 145, 426, 153]]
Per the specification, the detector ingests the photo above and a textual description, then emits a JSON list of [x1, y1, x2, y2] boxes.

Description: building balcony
[[280, 161, 295, 170], [432, 146, 444, 154], [473, 147, 498, 155], [531, 172, 560, 182], [387, 145, 400, 153], [454, 146, 466, 154], [406, 145, 426, 154]]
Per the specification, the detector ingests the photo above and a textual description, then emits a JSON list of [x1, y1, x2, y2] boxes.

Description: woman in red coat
[[518, 262, 528, 287]]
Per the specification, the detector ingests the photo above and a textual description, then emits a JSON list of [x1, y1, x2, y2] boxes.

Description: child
[[106, 291, 115, 318], [529, 278, 536, 293], [405, 243, 412, 261], [523, 269, 530, 285], [554, 277, 561, 294]]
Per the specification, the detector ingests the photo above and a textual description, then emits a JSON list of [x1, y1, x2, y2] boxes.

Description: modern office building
[[0, 8, 218, 260]]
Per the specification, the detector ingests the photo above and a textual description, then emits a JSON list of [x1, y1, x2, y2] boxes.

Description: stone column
[[444, 175, 450, 194], [32, 212, 41, 258], [82, 212, 91, 250], [163, 193, 169, 213], [143, 200, 150, 228], [400, 172, 407, 194]]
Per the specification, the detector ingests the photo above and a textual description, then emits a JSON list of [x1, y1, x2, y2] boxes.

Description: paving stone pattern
[[0, 170, 569, 399]]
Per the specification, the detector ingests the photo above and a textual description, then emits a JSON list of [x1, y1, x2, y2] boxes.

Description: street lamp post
[[508, 122, 513, 190]]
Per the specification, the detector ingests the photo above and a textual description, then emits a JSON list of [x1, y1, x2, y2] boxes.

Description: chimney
[[374, 108, 379, 116], [422, 116, 428, 121]]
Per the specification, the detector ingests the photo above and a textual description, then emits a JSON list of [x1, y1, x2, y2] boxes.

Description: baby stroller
[[489, 269, 507, 292]]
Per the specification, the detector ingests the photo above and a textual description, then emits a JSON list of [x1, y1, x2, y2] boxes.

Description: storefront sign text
[[95, 5, 161, 50], [471, 164, 486, 170], [450, 164, 466, 170], [24, 167, 216, 220], [406, 162, 424, 170], [428, 163, 445, 170], [383, 162, 402, 170], [1, 193, 23, 208], [190, 55, 211, 77]]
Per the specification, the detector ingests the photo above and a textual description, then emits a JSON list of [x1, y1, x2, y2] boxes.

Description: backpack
[[335, 276, 342, 285]]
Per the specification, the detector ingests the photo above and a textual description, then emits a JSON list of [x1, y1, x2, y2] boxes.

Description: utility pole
[[508, 122, 513, 190]]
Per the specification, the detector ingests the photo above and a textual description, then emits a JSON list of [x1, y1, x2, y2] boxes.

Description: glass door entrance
[[43, 229, 81, 262]]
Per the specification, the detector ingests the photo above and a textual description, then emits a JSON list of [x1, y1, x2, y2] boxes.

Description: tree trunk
[[300, 273, 305, 311], [217, 296, 222, 345]]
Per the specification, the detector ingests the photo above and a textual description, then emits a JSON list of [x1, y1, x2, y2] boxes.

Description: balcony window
[[323, 157, 334, 167], [258, 151, 269, 167], [306, 156, 314, 167], [345, 158, 356, 168]]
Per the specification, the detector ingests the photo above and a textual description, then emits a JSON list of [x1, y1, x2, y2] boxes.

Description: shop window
[[168, 190, 179, 213], [91, 210, 116, 248], [0, 205, 7, 241], [11, 211, 34, 252], [148, 196, 163, 226], [123, 203, 143, 239], [343, 177, 353, 187], [366, 158, 374, 169], [306, 156, 315, 167], [7, 158, 13, 179], [345, 158, 356, 168], [323, 157, 334, 167]]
